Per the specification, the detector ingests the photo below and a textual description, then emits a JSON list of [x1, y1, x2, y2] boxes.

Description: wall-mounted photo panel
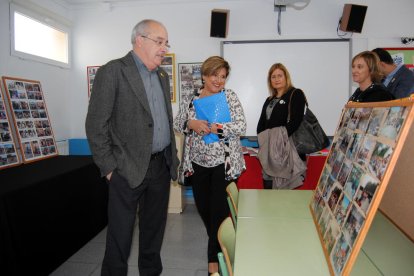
[[87, 66, 100, 99], [2, 76, 58, 163], [178, 62, 202, 104], [0, 86, 20, 169], [160, 53, 176, 103], [310, 98, 414, 275]]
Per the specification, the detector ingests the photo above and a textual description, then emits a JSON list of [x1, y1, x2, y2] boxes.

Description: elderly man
[[86, 19, 179, 276]]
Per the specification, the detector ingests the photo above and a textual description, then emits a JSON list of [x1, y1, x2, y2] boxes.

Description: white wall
[[0, 0, 74, 141], [1, 0, 414, 140]]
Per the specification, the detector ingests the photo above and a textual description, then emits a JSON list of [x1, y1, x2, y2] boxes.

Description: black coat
[[349, 83, 395, 103], [257, 88, 306, 136]]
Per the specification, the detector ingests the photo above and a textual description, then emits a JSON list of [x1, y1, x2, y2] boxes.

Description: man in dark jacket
[[86, 19, 179, 276], [372, 48, 414, 99]]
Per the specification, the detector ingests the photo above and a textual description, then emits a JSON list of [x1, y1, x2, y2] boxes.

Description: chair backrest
[[227, 196, 237, 229], [218, 252, 229, 276], [226, 182, 239, 215], [217, 217, 236, 276]]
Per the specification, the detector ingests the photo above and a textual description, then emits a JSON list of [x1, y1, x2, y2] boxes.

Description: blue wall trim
[[69, 139, 91, 155], [69, 137, 259, 155]]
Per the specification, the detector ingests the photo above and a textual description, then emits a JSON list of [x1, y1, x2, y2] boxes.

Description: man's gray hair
[[130, 19, 163, 45]]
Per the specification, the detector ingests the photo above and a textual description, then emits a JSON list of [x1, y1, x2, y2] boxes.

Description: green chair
[[226, 182, 239, 226], [218, 252, 229, 276], [218, 217, 236, 276], [227, 196, 237, 229]]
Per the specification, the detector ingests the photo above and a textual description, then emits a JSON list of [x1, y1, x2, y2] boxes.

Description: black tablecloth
[[0, 156, 108, 276]]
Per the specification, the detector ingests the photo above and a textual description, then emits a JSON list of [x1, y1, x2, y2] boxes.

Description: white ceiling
[[60, 0, 225, 4], [55, 0, 242, 9], [60, 0, 142, 4], [59, 0, 242, 5]]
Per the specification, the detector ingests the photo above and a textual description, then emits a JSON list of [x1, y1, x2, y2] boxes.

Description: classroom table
[[233, 189, 413, 276], [234, 217, 330, 276], [237, 189, 313, 219], [234, 189, 329, 275]]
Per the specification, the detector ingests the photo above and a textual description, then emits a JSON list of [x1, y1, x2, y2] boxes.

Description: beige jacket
[[258, 127, 306, 189]]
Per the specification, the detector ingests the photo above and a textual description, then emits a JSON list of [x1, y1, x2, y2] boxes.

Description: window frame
[[9, 3, 71, 69]]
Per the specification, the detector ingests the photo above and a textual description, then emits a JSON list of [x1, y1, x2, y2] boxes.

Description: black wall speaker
[[339, 4, 368, 33], [210, 9, 229, 38]]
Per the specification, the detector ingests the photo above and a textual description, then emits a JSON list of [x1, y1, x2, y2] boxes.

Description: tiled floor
[[50, 203, 209, 276]]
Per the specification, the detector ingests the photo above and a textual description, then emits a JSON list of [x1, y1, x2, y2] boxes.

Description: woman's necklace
[[360, 82, 373, 92]]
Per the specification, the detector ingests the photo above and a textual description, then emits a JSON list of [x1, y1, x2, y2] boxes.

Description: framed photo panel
[[0, 86, 20, 169], [160, 53, 176, 102], [310, 98, 414, 275], [2, 76, 58, 163], [87, 66, 100, 98], [178, 62, 202, 104]]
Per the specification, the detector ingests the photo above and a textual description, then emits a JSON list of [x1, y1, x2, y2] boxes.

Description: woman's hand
[[188, 119, 210, 136], [106, 171, 113, 181], [210, 123, 219, 134]]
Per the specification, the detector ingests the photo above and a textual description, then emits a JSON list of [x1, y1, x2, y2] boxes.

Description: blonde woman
[[257, 63, 306, 189], [349, 51, 394, 102]]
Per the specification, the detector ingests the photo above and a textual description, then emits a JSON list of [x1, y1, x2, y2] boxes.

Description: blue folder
[[193, 91, 231, 144]]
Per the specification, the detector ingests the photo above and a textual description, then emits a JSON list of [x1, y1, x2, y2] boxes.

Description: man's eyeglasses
[[140, 35, 170, 49]]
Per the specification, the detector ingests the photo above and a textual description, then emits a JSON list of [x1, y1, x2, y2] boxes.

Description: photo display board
[[160, 53, 177, 103], [310, 98, 414, 275], [87, 65, 100, 98], [0, 86, 20, 169], [178, 62, 202, 103], [2, 77, 58, 163]]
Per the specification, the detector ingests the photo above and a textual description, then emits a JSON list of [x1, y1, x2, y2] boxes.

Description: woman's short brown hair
[[201, 56, 230, 77], [352, 51, 383, 83]]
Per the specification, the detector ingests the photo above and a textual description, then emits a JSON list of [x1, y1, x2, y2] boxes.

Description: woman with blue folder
[[174, 56, 246, 275]]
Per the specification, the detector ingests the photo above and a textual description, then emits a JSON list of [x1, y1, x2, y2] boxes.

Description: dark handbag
[[288, 89, 330, 155]]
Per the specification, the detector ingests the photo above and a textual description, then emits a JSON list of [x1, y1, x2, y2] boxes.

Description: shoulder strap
[[288, 88, 308, 122]]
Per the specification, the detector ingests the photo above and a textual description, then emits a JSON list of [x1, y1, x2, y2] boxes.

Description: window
[[10, 3, 71, 68]]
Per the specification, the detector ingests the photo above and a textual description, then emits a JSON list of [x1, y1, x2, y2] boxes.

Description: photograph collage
[[178, 62, 202, 105], [2, 77, 58, 163], [87, 66, 100, 98], [310, 103, 410, 275], [0, 88, 19, 169], [160, 53, 176, 103]]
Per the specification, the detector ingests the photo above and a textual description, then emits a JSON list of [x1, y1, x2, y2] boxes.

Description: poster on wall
[[0, 86, 20, 169], [310, 99, 414, 275], [178, 62, 202, 104], [87, 66, 100, 98], [1, 76, 58, 163], [160, 53, 176, 103], [384, 47, 414, 68]]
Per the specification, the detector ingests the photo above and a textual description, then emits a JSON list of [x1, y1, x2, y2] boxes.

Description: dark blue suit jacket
[[386, 65, 414, 99]]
